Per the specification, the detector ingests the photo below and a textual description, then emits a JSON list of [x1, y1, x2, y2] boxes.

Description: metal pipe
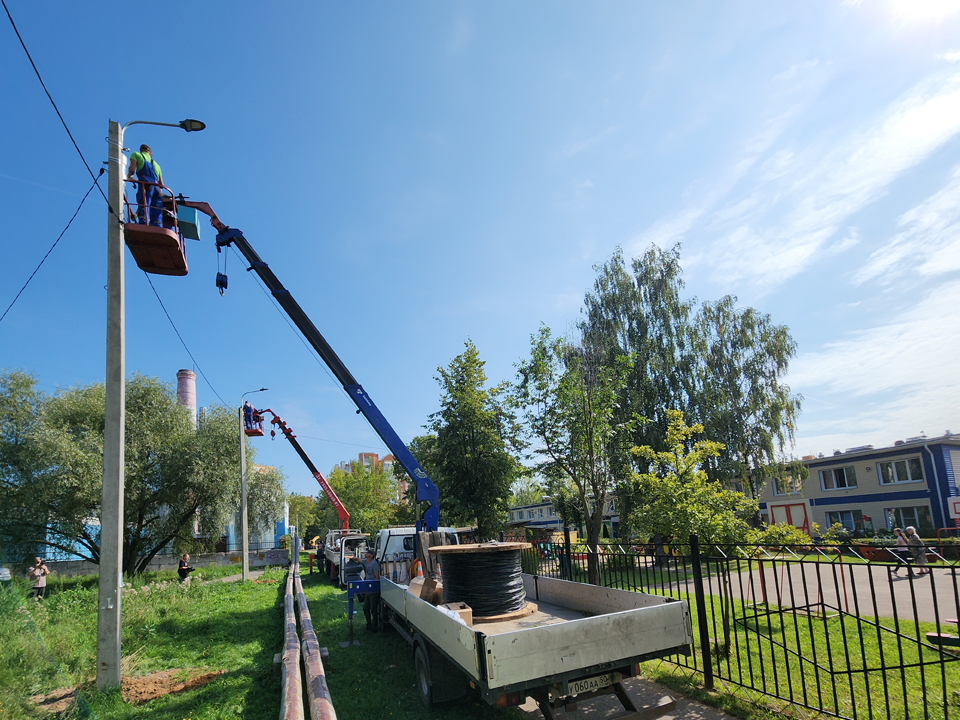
[[281, 568, 305, 720], [295, 570, 338, 720]]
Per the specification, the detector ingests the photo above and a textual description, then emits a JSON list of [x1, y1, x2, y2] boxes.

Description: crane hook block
[[216, 272, 228, 295]]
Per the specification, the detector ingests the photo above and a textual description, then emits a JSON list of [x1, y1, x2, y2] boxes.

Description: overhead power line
[[142, 273, 228, 407], [0, 169, 103, 326], [1, 0, 112, 212]]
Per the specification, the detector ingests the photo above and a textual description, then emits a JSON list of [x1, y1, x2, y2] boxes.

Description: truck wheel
[[414, 645, 432, 708]]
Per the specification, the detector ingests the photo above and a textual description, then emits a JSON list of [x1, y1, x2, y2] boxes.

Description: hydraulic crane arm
[[257, 409, 350, 531], [179, 200, 440, 533]]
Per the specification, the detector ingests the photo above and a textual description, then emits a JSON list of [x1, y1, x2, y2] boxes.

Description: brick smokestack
[[176, 369, 197, 428]]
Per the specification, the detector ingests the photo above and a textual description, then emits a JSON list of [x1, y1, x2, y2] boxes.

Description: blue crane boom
[[179, 201, 440, 534]]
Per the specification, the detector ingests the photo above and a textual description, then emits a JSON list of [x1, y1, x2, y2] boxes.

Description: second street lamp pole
[[240, 388, 267, 581]]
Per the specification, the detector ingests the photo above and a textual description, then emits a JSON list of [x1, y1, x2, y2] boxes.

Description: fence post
[[564, 525, 573, 581], [689, 534, 714, 690]]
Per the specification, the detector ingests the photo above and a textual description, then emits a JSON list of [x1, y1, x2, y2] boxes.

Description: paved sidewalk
[[518, 676, 733, 719]]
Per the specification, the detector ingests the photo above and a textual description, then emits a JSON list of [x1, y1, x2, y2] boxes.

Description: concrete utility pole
[[240, 388, 267, 581], [97, 119, 126, 690], [97, 118, 204, 690]]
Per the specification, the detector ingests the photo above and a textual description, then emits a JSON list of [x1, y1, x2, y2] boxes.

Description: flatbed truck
[[380, 571, 692, 717]]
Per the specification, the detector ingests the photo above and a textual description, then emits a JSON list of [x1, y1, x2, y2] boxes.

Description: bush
[[747, 522, 817, 546]]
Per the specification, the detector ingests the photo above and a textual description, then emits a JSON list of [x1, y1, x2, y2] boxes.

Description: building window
[[772, 475, 801, 496], [538, 508, 544, 518], [825, 509, 863, 532], [609, 499, 618, 512], [548, 507, 556, 517], [878, 458, 924, 485], [884, 506, 933, 532], [819, 466, 857, 491], [527, 510, 535, 520]]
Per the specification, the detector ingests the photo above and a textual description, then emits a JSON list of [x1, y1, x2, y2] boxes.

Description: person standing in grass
[[27, 557, 49, 599], [351, 549, 381, 632], [906, 526, 929, 575], [178, 553, 195, 583]]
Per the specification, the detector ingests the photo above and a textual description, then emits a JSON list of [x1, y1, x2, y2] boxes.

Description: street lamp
[[240, 388, 268, 582], [98, 118, 205, 691]]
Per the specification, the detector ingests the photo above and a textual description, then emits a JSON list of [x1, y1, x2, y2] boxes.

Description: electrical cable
[[142, 273, 227, 406], [229, 246, 393, 454], [0, 169, 103, 326], [1, 0, 113, 215], [439, 547, 528, 617]]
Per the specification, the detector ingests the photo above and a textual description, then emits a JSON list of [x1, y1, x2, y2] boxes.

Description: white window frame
[[819, 466, 858, 491], [772, 475, 801, 496], [878, 458, 924, 486]]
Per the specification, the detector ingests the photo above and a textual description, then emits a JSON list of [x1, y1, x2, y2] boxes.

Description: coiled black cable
[[439, 548, 527, 617]]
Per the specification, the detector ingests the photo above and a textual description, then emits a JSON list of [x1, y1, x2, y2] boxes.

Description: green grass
[[0, 565, 527, 720], [298, 569, 525, 720], [1, 566, 288, 719]]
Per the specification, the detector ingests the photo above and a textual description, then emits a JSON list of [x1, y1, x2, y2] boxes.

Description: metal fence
[[511, 536, 960, 720]]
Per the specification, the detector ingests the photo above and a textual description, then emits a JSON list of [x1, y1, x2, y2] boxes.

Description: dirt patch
[[121, 668, 226, 704], [251, 579, 278, 585], [30, 687, 78, 715]]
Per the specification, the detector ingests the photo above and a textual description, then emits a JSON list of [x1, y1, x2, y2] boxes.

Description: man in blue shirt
[[127, 144, 164, 226], [354, 549, 381, 631]]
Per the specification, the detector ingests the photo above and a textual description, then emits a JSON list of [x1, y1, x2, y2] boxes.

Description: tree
[[627, 410, 757, 545], [288, 493, 323, 544], [321, 462, 398, 536], [580, 245, 802, 496], [429, 340, 521, 539], [581, 245, 695, 455], [0, 372, 285, 574], [690, 296, 802, 499], [514, 326, 636, 584], [509, 476, 545, 508]]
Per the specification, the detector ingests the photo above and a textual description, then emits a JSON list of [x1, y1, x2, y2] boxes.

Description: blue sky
[[2, 2, 958, 497]]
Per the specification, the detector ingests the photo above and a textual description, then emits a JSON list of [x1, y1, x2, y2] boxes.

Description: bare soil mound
[[121, 668, 226, 704]]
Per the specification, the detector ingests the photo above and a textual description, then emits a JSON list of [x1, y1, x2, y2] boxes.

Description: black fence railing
[[507, 536, 960, 720]]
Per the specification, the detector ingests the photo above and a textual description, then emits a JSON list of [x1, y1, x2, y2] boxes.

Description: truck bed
[[381, 573, 692, 691]]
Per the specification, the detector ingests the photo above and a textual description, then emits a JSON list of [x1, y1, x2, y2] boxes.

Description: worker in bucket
[[127, 144, 164, 226], [243, 401, 254, 431]]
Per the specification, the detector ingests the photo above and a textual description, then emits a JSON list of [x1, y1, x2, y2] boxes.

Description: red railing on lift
[[122, 178, 189, 276]]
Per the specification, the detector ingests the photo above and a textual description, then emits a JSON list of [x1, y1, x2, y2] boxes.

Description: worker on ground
[[127, 144, 164, 226], [352, 549, 381, 632]]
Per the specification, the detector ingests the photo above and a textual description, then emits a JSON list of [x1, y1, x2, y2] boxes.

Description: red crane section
[[254, 408, 350, 531]]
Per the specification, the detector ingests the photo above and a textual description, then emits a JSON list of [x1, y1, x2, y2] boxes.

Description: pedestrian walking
[[906, 526, 929, 575], [892, 528, 909, 576]]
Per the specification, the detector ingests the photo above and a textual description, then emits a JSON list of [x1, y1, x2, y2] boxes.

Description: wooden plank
[[473, 602, 538, 624]]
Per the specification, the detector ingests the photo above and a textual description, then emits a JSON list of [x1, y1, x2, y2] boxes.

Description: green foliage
[[580, 246, 802, 499], [288, 492, 323, 541], [748, 522, 818, 546], [509, 476, 545, 508], [429, 340, 521, 539], [818, 522, 851, 545], [514, 326, 636, 583], [0, 371, 285, 573], [627, 410, 757, 545], [322, 462, 398, 536]]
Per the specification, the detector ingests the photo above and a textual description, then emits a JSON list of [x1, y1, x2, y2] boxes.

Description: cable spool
[[432, 542, 532, 619]]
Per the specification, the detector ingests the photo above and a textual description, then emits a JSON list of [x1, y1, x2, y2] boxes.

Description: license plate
[[567, 671, 620, 695]]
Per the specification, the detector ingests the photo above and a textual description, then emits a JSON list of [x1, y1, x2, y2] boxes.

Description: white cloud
[[855, 163, 960, 284], [788, 279, 960, 451], [941, 50, 960, 62], [701, 71, 960, 288]]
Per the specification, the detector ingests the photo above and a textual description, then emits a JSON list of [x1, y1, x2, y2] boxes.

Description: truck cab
[[371, 526, 459, 584]]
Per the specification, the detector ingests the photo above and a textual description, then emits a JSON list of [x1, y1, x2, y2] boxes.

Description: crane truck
[[247, 408, 367, 586], [170, 199, 693, 719]]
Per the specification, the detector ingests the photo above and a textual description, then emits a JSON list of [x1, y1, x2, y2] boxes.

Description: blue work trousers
[[136, 183, 163, 226]]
